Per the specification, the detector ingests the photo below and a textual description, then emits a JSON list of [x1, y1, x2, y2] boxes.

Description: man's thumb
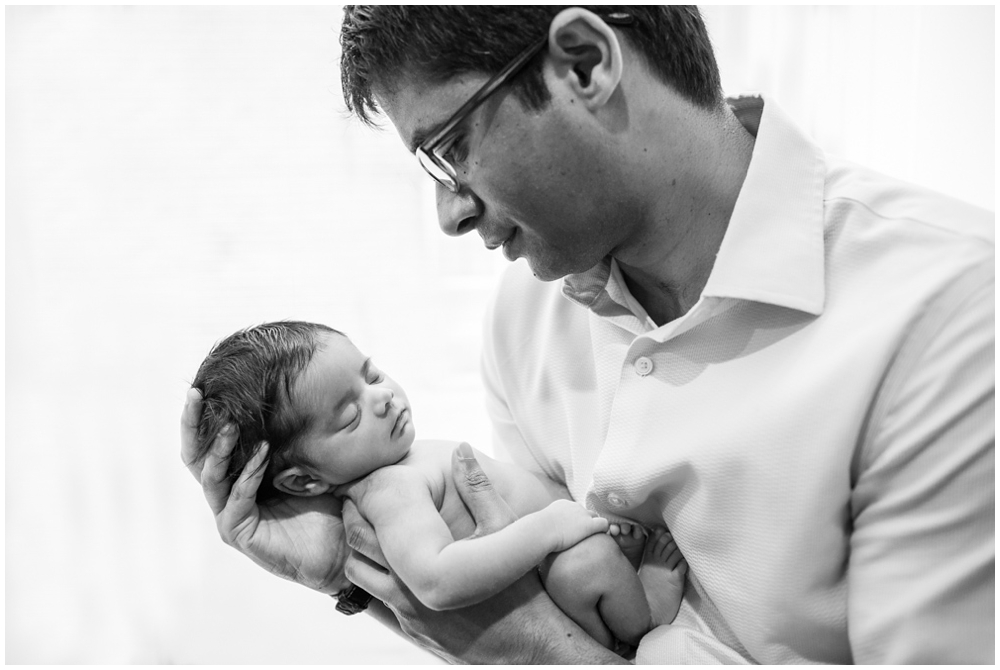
[[452, 442, 518, 535]]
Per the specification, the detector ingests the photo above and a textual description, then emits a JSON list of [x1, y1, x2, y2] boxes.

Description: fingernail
[[219, 424, 234, 437], [458, 442, 476, 461]]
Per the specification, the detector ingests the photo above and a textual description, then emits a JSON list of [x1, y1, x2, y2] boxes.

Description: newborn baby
[[192, 320, 687, 651]]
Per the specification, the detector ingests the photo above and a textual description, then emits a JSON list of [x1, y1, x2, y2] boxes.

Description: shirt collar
[[703, 95, 826, 315], [563, 94, 827, 318]]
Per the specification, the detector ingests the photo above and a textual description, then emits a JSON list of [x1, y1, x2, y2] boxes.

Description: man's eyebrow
[[408, 126, 434, 154], [411, 112, 466, 154]]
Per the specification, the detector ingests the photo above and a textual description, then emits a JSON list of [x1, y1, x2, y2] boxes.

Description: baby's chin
[[396, 412, 417, 451], [391, 432, 416, 462]]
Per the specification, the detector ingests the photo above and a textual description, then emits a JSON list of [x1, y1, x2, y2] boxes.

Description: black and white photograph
[[6, 5, 994, 664]]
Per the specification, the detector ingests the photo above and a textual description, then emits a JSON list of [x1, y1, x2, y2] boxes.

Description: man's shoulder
[[823, 156, 994, 247]]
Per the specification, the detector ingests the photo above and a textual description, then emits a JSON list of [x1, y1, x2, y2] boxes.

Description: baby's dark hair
[[191, 320, 343, 500]]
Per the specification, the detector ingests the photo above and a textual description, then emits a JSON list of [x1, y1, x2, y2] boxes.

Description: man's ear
[[546, 8, 624, 110], [273, 466, 333, 497]]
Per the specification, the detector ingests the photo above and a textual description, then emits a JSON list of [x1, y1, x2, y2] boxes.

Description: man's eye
[[367, 368, 385, 384]]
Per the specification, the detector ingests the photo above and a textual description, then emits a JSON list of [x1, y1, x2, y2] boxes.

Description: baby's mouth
[[391, 408, 409, 437]]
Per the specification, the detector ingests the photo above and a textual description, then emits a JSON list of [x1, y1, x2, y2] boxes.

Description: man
[[183, 6, 994, 663]]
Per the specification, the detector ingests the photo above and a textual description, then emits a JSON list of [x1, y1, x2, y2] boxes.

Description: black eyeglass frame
[[415, 12, 635, 193]]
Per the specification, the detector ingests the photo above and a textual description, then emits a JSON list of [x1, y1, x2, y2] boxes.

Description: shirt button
[[607, 493, 625, 507], [634, 356, 653, 376]]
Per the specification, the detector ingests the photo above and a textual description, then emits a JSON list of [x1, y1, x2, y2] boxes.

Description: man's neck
[[614, 103, 756, 326]]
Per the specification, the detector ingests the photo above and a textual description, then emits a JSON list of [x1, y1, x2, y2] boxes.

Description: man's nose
[[436, 182, 481, 237]]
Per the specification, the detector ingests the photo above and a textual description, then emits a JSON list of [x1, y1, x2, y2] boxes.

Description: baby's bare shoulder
[[348, 446, 456, 521], [360, 441, 459, 495]]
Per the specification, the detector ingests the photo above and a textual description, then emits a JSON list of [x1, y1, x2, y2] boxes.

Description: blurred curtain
[[703, 5, 993, 210]]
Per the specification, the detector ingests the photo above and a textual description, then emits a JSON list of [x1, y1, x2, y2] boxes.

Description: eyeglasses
[[416, 12, 635, 193]]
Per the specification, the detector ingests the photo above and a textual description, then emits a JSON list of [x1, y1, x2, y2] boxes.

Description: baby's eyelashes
[[338, 404, 361, 431]]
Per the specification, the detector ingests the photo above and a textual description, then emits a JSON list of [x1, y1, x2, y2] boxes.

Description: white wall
[[703, 5, 994, 210], [5, 6, 993, 664]]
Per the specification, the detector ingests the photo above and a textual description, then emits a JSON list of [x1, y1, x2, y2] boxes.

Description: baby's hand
[[608, 521, 645, 540], [543, 499, 610, 552]]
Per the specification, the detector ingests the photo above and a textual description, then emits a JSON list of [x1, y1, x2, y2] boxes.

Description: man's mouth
[[501, 229, 517, 261], [502, 228, 517, 262], [484, 229, 516, 255]]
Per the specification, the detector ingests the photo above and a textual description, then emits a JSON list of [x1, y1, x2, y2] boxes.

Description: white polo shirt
[[481, 96, 994, 663]]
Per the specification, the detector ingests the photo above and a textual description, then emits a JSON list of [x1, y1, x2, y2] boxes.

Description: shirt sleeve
[[849, 263, 995, 663]]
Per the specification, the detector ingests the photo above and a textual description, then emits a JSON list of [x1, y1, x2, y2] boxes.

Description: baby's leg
[[638, 527, 688, 626], [541, 533, 651, 650]]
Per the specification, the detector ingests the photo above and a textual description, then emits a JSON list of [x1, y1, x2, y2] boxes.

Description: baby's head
[[192, 321, 415, 500]]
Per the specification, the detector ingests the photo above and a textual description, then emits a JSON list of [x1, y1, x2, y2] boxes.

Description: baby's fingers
[[582, 509, 609, 534], [591, 515, 610, 534]]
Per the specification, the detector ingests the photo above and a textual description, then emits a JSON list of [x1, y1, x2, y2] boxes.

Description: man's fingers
[[343, 549, 399, 604], [200, 425, 239, 515], [342, 498, 388, 568], [216, 441, 268, 544], [451, 442, 518, 536], [180, 387, 205, 481]]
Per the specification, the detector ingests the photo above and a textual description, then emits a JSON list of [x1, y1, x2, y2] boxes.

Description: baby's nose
[[374, 387, 394, 414]]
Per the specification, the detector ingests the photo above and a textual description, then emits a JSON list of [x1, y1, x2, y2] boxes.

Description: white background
[[5, 5, 993, 664]]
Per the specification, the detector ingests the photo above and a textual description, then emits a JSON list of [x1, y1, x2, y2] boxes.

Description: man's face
[[376, 69, 634, 281]]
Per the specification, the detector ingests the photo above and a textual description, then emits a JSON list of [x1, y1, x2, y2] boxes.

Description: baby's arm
[[361, 469, 608, 611]]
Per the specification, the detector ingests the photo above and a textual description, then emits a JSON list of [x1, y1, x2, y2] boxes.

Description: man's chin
[[524, 261, 565, 282], [524, 256, 602, 283]]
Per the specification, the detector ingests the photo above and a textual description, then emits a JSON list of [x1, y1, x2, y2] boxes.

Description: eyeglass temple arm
[[420, 12, 634, 150]]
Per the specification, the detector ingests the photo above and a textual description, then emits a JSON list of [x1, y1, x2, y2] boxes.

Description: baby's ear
[[273, 466, 333, 497]]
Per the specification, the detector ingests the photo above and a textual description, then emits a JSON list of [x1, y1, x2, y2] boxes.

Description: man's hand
[[181, 388, 351, 595], [342, 442, 627, 664]]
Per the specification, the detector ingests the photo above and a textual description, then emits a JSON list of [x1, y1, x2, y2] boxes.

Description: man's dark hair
[[192, 321, 343, 500], [340, 5, 723, 127]]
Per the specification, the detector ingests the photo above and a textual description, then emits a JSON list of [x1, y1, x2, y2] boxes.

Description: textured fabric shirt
[[481, 96, 994, 664]]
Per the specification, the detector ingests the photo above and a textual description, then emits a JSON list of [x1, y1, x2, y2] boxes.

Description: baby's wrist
[[531, 504, 564, 550]]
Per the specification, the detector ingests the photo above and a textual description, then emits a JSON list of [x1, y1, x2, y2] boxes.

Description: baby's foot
[[608, 521, 647, 570], [637, 527, 688, 626]]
